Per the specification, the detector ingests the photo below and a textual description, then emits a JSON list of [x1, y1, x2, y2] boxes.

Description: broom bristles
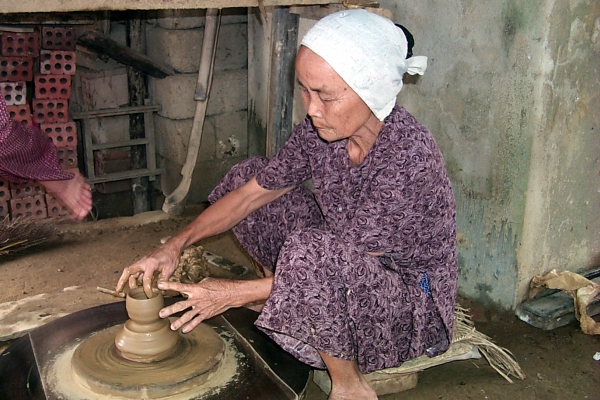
[[453, 304, 526, 383], [0, 216, 56, 255]]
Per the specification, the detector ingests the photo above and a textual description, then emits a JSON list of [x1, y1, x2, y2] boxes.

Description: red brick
[[10, 194, 47, 220], [1, 32, 40, 57], [56, 146, 77, 168], [0, 56, 33, 81], [0, 178, 10, 201], [32, 99, 68, 123], [9, 181, 45, 199], [41, 27, 76, 51], [39, 50, 76, 75], [45, 193, 69, 217], [6, 103, 32, 126], [0, 81, 26, 105], [40, 121, 77, 147], [0, 200, 8, 219], [34, 74, 71, 99]]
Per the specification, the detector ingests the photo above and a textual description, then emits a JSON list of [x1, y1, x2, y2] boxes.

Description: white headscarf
[[301, 9, 427, 121]]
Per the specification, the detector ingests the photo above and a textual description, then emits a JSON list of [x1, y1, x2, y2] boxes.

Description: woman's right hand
[[115, 242, 182, 299]]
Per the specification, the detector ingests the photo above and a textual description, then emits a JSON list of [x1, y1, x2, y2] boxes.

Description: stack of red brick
[[0, 27, 80, 220]]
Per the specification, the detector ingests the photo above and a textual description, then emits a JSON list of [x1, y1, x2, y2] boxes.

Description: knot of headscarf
[[301, 9, 427, 121]]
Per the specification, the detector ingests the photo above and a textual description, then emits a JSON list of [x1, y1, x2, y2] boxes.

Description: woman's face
[[295, 46, 377, 143]]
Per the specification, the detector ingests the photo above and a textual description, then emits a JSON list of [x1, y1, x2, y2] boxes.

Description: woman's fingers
[[159, 299, 191, 319], [116, 246, 180, 296], [128, 274, 139, 290], [157, 279, 233, 333], [142, 270, 156, 299], [172, 308, 200, 332], [116, 267, 142, 293], [182, 315, 205, 333]]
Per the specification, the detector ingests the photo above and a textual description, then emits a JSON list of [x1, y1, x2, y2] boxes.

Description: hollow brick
[[41, 27, 76, 51], [9, 181, 45, 200], [6, 103, 32, 126], [32, 99, 69, 123], [40, 50, 76, 75], [56, 146, 77, 168], [1, 32, 40, 57], [0, 178, 10, 201], [0, 56, 33, 81], [0, 200, 8, 219], [40, 121, 77, 147], [10, 194, 47, 220], [45, 193, 69, 217], [34, 74, 71, 99], [0, 81, 26, 105]]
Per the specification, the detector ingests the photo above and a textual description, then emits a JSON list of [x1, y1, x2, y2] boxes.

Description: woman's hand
[[116, 242, 182, 299], [157, 278, 236, 333]]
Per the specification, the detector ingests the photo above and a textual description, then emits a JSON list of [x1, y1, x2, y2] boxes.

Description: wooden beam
[[127, 13, 152, 214], [0, 12, 97, 24], [266, 7, 299, 157], [290, 4, 392, 19], [0, 0, 340, 14], [72, 105, 161, 119], [77, 30, 176, 79]]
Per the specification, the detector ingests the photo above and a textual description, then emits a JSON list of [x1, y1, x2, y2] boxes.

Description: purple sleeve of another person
[[0, 97, 73, 183]]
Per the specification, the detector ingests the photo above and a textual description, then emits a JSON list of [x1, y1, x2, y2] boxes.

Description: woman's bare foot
[[40, 171, 92, 221], [328, 377, 377, 400], [319, 351, 378, 400]]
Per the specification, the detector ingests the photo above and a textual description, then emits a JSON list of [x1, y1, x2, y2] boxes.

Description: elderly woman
[[117, 9, 457, 400]]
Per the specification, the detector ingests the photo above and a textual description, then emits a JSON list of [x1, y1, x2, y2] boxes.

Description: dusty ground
[[1, 207, 598, 400]]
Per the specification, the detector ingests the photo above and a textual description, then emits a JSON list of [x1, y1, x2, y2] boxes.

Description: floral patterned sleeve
[[255, 117, 313, 191], [0, 98, 73, 183]]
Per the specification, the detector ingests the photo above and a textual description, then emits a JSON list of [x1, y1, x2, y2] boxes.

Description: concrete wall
[[376, 0, 600, 308], [148, 8, 249, 203]]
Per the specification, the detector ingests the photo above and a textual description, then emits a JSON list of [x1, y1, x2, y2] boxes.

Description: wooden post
[[266, 7, 299, 157], [126, 13, 151, 214]]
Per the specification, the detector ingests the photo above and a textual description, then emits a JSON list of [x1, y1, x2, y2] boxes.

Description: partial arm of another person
[[116, 177, 293, 332], [0, 98, 92, 221]]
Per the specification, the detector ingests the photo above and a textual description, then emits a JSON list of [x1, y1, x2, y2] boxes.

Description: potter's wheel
[[0, 298, 312, 400], [62, 323, 227, 399]]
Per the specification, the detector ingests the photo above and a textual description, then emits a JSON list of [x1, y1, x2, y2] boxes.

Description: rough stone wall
[[148, 8, 248, 203], [379, 0, 600, 309]]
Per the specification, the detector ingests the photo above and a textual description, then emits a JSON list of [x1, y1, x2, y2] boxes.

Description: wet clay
[[68, 287, 227, 399], [70, 323, 226, 399], [114, 288, 179, 363]]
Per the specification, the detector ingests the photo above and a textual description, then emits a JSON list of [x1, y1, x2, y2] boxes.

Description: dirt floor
[[1, 206, 598, 400]]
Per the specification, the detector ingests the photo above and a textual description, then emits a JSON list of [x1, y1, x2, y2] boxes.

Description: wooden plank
[[247, 8, 271, 157], [0, 12, 97, 24], [77, 30, 176, 79], [290, 4, 392, 19], [0, 0, 340, 14], [127, 15, 152, 214], [87, 168, 165, 184], [144, 110, 158, 182], [91, 138, 149, 151], [82, 119, 97, 181], [266, 7, 299, 157], [72, 105, 161, 119]]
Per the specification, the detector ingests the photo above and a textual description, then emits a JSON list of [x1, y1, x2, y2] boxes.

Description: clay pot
[[114, 287, 179, 363]]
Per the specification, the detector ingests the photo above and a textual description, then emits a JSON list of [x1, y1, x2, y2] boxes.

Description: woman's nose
[[305, 95, 322, 118]]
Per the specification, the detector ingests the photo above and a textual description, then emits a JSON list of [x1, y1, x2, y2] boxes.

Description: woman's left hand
[[157, 278, 236, 333]]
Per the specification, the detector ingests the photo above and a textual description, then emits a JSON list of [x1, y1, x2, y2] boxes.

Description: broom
[[0, 216, 57, 255], [452, 304, 526, 383]]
